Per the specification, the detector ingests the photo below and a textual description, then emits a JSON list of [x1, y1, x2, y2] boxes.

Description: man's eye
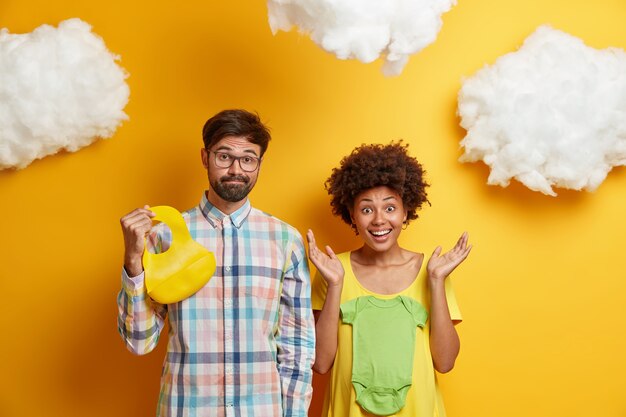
[[242, 156, 253, 163], [218, 153, 231, 160]]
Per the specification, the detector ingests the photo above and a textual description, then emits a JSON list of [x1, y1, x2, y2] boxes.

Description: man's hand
[[120, 205, 155, 277]]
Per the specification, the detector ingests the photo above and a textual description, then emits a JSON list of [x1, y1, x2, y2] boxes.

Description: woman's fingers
[[306, 229, 316, 245], [325, 245, 337, 259]]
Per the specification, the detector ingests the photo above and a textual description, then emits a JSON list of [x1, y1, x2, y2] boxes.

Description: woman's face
[[351, 186, 408, 252]]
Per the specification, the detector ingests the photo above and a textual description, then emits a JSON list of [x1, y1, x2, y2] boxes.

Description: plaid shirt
[[117, 193, 315, 417]]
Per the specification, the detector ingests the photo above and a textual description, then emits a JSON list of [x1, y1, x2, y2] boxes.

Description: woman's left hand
[[427, 232, 472, 282]]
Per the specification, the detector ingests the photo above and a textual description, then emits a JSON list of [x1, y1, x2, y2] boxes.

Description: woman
[[308, 142, 471, 417]]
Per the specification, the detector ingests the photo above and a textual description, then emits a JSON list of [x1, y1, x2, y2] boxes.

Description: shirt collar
[[199, 191, 251, 229]]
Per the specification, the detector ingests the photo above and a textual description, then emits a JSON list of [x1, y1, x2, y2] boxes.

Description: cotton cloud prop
[[0, 18, 129, 170], [267, 0, 456, 76], [458, 26, 626, 196]]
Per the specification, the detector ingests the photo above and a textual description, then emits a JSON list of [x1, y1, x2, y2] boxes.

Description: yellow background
[[1, 1, 625, 416]]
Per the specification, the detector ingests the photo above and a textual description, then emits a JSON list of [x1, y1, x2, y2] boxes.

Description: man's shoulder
[[182, 205, 201, 218], [150, 205, 200, 232], [248, 207, 302, 238], [170, 205, 201, 228]]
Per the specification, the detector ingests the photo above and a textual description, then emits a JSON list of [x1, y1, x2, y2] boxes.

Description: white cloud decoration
[[458, 25, 626, 196], [0, 18, 129, 170], [267, 0, 457, 76]]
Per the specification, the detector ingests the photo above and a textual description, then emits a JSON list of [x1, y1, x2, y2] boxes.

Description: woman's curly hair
[[325, 141, 430, 231]]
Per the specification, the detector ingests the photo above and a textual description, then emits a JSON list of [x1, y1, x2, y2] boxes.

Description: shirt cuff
[[121, 267, 146, 296]]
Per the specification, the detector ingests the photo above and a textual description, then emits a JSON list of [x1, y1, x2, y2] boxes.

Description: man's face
[[201, 135, 262, 205]]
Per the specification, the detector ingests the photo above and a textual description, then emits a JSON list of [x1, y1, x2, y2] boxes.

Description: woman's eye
[[361, 208, 372, 214], [386, 206, 396, 212]]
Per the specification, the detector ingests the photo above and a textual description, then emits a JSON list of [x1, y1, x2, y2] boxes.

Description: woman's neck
[[353, 243, 406, 267]]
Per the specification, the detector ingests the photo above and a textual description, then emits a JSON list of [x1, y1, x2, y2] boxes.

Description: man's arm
[[116, 207, 168, 355], [276, 233, 315, 417], [117, 267, 167, 355]]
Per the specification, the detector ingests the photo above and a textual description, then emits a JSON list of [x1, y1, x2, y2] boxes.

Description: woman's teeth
[[370, 229, 391, 236]]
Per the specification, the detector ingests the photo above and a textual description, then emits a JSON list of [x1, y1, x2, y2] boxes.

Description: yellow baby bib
[[143, 205, 216, 304]]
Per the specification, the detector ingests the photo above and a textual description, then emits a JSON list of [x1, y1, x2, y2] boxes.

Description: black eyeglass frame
[[208, 150, 262, 172]]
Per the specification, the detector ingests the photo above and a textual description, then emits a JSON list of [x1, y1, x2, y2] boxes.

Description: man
[[117, 109, 315, 417]]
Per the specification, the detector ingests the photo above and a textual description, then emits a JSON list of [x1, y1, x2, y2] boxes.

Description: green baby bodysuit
[[341, 295, 428, 416]]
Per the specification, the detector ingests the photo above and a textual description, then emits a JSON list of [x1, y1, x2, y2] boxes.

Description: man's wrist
[[124, 259, 144, 277]]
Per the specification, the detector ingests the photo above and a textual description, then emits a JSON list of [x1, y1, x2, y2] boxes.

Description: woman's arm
[[427, 232, 471, 373], [307, 230, 345, 374], [313, 281, 343, 373], [428, 279, 460, 373]]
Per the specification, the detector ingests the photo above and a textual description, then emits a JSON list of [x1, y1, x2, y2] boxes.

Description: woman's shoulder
[[397, 248, 425, 270], [401, 247, 424, 258], [334, 251, 353, 264]]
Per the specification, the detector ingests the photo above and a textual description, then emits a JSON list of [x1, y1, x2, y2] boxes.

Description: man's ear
[[201, 148, 209, 169]]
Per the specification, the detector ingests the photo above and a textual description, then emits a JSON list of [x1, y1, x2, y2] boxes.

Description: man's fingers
[[121, 209, 155, 229], [121, 207, 154, 221], [127, 218, 153, 238]]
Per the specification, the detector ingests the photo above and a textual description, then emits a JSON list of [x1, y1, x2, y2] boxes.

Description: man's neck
[[206, 190, 246, 215]]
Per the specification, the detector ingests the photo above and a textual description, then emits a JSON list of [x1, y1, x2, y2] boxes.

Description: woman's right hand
[[120, 205, 155, 276], [306, 229, 344, 287]]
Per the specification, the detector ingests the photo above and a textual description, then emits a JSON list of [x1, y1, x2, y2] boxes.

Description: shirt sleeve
[[340, 298, 357, 324], [116, 227, 169, 355], [276, 231, 315, 417], [401, 296, 428, 328], [445, 277, 463, 322]]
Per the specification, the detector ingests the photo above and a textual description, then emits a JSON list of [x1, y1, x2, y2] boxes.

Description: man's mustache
[[219, 175, 249, 184]]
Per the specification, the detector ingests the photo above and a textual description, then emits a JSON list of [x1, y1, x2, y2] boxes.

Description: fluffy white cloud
[[267, 0, 456, 76], [0, 18, 129, 170], [458, 25, 626, 196]]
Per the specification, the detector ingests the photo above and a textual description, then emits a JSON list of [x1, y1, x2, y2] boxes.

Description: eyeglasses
[[210, 151, 261, 172]]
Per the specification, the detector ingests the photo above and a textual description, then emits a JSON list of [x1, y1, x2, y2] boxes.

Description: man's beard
[[211, 175, 252, 202]]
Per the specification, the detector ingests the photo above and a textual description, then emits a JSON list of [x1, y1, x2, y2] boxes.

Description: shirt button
[[225, 266, 231, 272], [226, 365, 234, 373], [226, 403, 233, 408], [224, 298, 232, 307]]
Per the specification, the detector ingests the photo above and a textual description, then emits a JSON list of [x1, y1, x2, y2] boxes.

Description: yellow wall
[[1, 1, 625, 416]]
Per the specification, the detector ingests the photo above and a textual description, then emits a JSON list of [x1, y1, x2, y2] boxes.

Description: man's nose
[[227, 158, 244, 175]]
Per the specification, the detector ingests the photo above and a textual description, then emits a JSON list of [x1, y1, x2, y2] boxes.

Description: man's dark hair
[[202, 109, 271, 156]]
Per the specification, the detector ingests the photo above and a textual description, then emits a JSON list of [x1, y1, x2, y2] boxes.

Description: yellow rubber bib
[[143, 206, 216, 304]]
